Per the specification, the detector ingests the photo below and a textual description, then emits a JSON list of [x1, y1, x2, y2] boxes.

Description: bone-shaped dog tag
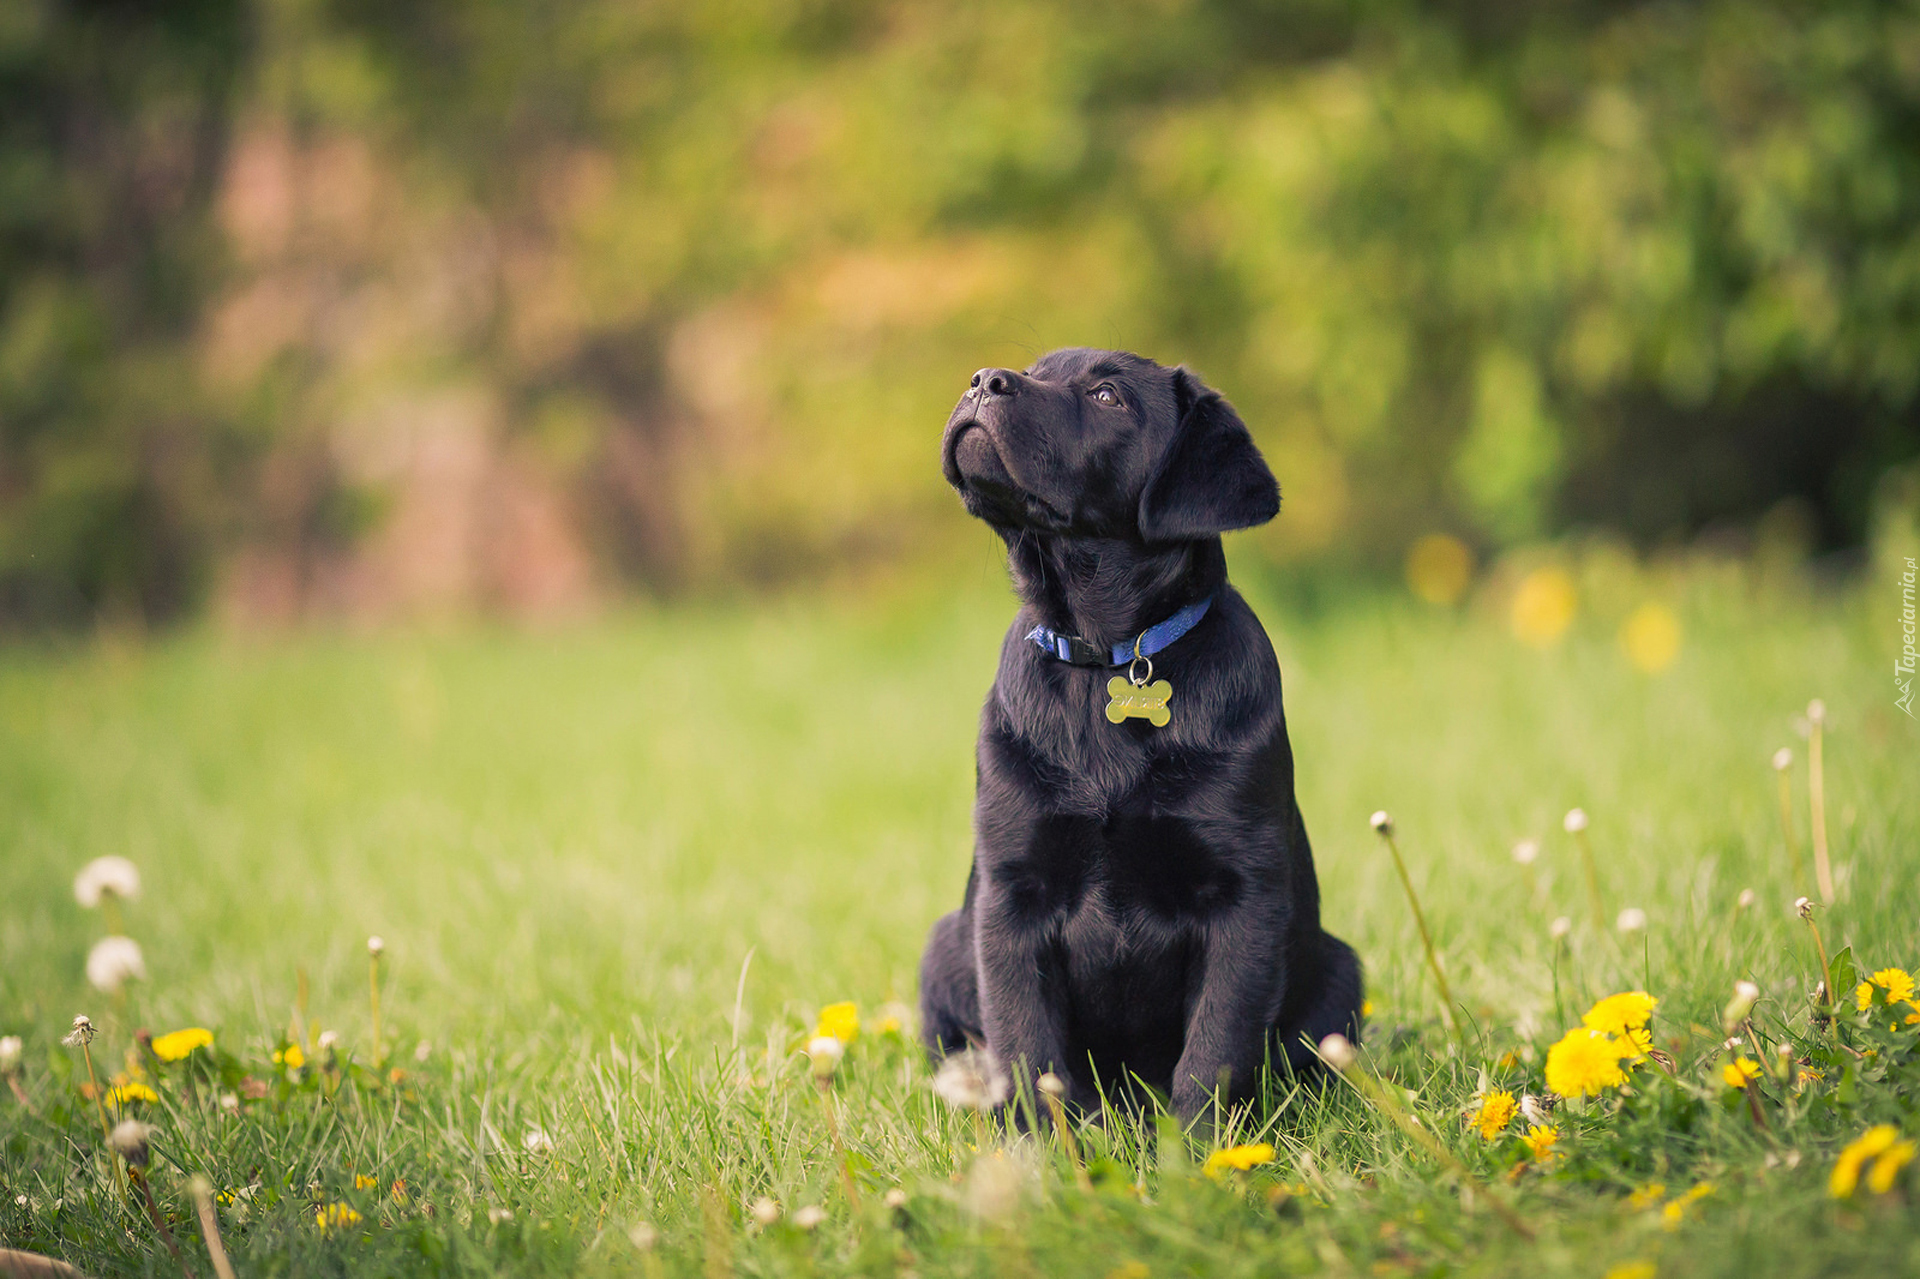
[[1106, 675, 1173, 727]]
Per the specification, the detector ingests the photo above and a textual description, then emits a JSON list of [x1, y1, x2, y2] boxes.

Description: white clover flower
[[0, 1036, 21, 1073], [1562, 808, 1588, 834], [749, 1196, 780, 1226], [73, 857, 141, 908], [1369, 810, 1393, 835], [85, 937, 145, 992], [1511, 839, 1540, 866], [1316, 1033, 1356, 1071], [932, 1048, 1008, 1112], [1771, 747, 1793, 772], [1548, 916, 1573, 941], [523, 1127, 553, 1155], [792, 1204, 825, 1230], [1615, 907, 1648, 933]]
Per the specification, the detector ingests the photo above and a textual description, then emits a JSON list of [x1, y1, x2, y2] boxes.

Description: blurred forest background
[[4, 0, 1919, 628]]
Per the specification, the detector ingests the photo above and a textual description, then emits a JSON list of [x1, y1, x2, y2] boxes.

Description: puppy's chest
[[997, 808, 1245, 928]]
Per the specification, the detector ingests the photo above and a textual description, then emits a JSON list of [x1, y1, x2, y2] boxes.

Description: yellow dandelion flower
[[1405, 534, 1474, 606], [1830, 1124, 1902, 1198], [1721, 1057, 1761, 1090], [1904, 1003, 1920, 1026], [1203, 1143, 1277, 1177], [354, 1174, 379, 1190], [1627, 1182, 1665, 1209], [1857, 968, 1916, 1010], [1361, 999, 1374, 1018], [1603, 1261, 1656, 1279], [1582, 992, 1658, 1038], [1471, 1090, 1517, 1141], [813, 1001, 859, 1045], [106, 1082, 159, 1105], [1660, 1182, 1714, 1229], [1865, 1140, 1916, 1194], [315, 1203, 363, 1232], [1511, 567, 1577, 648], [1545, 1027, 1632, 1097], [1520, 1124, 1559, 1162], [151, 1028, 214, 1062], [273, 1044, 305, 1070], [1620, 603, 1682, 674]]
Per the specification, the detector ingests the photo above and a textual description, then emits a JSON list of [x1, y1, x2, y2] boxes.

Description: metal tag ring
[[1128, 653, 1153, 687]]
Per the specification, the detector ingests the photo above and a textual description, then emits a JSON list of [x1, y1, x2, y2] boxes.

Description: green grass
[[3, 546, 1918, 1278]]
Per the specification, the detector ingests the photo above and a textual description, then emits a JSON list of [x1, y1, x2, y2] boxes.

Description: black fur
[[920, 348, 1362, 1125]]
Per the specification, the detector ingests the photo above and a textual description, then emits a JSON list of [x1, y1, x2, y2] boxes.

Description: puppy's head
[[941, 348, 1278, 542]]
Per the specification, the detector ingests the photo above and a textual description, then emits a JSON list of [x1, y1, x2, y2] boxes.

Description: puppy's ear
[[1137, 368, 1279, 542]]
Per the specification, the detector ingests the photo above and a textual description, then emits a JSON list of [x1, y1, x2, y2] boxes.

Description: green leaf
[[1829, 946, 1858, 1004]]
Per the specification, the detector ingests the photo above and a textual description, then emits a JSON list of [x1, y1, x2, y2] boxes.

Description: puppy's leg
[[1275, 931, 1364, 1076], [918, 907, 981, 1058]]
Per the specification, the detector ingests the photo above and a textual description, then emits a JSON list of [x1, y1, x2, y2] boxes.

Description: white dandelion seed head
[[1511, 839, 1540, 866], [963, 1151, 1028, 1222], [1615, 907, 1648, 933], [1771, 747, 1793, 772], [488, 1206, 512, 1224], [414, 1040, 432, 1062], [749, 1196, 780, 1226], [522, 1127, 553, 1155], [367, 935, 385, 959], [1549, 916, 1573, 941], [884, 1188, 908, 1210], [1724, 981, 1760, 1029], [219, 1092, 239, 1115], [1036, 1071, 1067, 1099], [1369, 810, 1393, 835], [627, 1223, 659, 1251], [85, 937, 145, 992], [806, 1035, 845, 1080], [12, 1195, 24, 1208], [1519, 1093, 1551, 1124], [73, 857, 141, 908], [792, 1204, 825, 1230], [0, 1036, 21, 1073], [316, 1030, 339, 1052], [1316, 1034, 1356, 1071], [107, 1119, 152, 1166], [1737, 888, 1757, 910], [62, 1015, 96, 1047], [932, 1048, 1008, 1112], [1794, 896, 1814, 920], [1562, 808, 1588, 834], [1807, 698, 1825, 724]]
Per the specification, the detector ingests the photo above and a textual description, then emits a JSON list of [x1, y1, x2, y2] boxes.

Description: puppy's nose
[[970, 368, 1020, 399]]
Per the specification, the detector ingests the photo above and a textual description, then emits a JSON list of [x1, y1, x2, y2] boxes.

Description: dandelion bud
[[107, 1119, 153, 1167], [1794, 896, 1813, 920], [85, 936, 146, 992], [749, 1196, 780, 1226], [1562, 808, 1588, 834], [806, 1035, 845, 1081], [1317, 1033, 1356, 1072], [1369, 810, 1393, 835], [627, 1223, 659, 1251], [62, 1016, 96, 1048], [884, 1188, 908, 1210], [1511, 839, 1540, 866], [0, 1036, 20, 1074], [367, 936, 385, 959], [792, 1205, 825, 1230], [1615, 907, 1647, 933], [1549, 916, 1573, 941], [1037, 1071, 1067, 1100], [1771, 747, 1792, 772], [1723, 980, 1760, 1030], [1807, 699, 1825, 724], [1737, 888, 1756, 911]]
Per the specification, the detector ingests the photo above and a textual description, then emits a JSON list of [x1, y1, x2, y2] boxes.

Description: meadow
[[2, 540, 1917, 1278]]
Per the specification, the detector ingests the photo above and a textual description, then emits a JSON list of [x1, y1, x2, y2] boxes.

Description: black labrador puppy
[[919, 348, 1362, 1125]]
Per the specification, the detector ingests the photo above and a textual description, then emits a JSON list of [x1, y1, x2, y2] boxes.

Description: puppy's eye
[[1091, 384, 1121, 407]]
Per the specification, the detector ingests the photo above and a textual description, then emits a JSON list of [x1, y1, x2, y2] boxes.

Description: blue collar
[[1026, 597, 1213, 667]]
